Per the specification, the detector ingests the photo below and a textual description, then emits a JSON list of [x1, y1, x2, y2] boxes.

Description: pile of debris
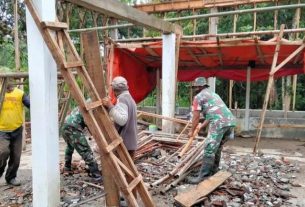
[[0, 182, 32, 207], [201, 152, 300, 206], [134, 131, 301, 206], [0, 174, 105, 207], [60, 175, 105, 207], [135, 131, 205, 193]]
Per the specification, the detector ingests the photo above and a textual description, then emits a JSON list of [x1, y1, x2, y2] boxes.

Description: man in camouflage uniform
[[62, 106, 102, 181], [186, 77, 236, 184]]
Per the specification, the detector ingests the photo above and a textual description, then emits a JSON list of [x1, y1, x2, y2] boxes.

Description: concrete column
[[245, 66, 251, 131], [26, 0, 60, 206], [208, 7, 218, 93], [162, 33, 176, 133]]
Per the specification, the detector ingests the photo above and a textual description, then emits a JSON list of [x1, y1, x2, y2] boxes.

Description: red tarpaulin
[[108, 39, 304, 103]]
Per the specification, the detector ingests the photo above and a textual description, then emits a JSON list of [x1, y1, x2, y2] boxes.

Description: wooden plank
[[85, 100, 103, 110], [65, 0, 182, 34], [134, 0, 279, 13], [291, 0, 301, 40], [273, 1, 278, 31], [14, 0, 20, 71], [41, 21, 68, 30], [233, 6, 237, 37], [176, 121, 191, 140], [292, 74, 297, 111], [271, 41, 305, 74], [114, 155, 136, 178], [216, 37, 223, 66], [187, 48, 202, 66], [0, 78, 8, 113], [253, 24, 285, 153], [178, 122, 201, 158], [138, 110, 189, 125], [127, 175, 142, 192], [25, 1, 155, 206], [174, 171, 231, 207], [106, 138, 123, 153], [82, 30, 119, 207], [254, 37, 265, 64], [63, 61, 83, 68], [253, 3, 257, 32], [228, 80, 234, 109], [144, 45, 159, 57]]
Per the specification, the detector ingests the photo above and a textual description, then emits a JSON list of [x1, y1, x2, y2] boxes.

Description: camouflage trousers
[[62, 125, 96, 167], [203, 126, 234, 173]]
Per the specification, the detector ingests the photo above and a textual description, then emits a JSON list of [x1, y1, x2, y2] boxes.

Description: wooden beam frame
[[252, 25, 305, 153], [134, 0, 285, 13], [187, 48, 202, 66], [143, 45, 159, 57], [254, 37, 265, 64], [216, 37, 224, 66], [114, 28, 305, 42], [64, 0, 182, 34]]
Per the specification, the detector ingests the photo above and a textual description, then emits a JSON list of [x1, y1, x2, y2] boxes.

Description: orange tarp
[[109, 38, 304, 103]]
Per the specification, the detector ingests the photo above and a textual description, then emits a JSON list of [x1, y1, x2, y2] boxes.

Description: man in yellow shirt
[[0, 81, 30, 186]]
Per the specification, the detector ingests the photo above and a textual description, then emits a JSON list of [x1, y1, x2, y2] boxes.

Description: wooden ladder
[[25, 1, 155, 206]]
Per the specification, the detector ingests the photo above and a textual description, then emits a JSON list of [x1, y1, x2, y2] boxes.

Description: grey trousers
[[0, 126, 23, 182]]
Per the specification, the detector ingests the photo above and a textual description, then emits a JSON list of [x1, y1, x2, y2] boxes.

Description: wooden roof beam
[[254, 37, 265, 64], [143, 45, 159, 57], [187, 48, 202, 66], [216, 37, 224, 66], [64, 0, 182, 34], [134, 0, 283, 13]]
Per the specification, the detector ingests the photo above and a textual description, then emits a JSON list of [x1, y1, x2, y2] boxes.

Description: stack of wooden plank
[[135, 131, 206, 193]]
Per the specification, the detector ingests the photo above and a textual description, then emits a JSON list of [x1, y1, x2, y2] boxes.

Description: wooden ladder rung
[[63, 61, 83, 69], [127, 175, 142, 193], [41, 21, 68, 30], [85, 100, 103, 111], [106, 138, 123, 153]]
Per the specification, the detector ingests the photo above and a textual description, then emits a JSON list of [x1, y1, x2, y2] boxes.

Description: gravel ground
[[1, 137, 305, 207]]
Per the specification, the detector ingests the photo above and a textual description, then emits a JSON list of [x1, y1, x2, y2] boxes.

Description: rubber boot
[[64, 160, 73, 175], [211, 150, 221, 175], [88, 162, 102, 182], [186, 157, 215, 184]]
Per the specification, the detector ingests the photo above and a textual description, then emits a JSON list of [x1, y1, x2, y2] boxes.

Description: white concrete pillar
[[162, 33, 176, 133], [208, 7, 218, 93], [245, 66, 251, 131], [26, 0, 60, 206]]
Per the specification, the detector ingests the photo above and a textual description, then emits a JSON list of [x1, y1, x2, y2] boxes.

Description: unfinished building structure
[[15, 0, 305, 206]]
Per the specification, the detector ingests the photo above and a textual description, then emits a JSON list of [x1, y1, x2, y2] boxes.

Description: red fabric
[[109, 39, 304, 103], [108, 48, 156, 103]]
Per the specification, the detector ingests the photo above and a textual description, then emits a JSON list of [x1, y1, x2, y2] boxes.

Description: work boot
[[64, 161, 73, 174], [88, 163, 102, 182], [211, 152, 221, 175], [186, 157, 215, 184], [7, 178, 21, 186]]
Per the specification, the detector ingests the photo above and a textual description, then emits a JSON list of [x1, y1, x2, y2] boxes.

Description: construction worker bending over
[[102, 76, 138, 160], [62, 106, 102, 182], [0, 81, 30, 186], [186, 77, 236, 184]]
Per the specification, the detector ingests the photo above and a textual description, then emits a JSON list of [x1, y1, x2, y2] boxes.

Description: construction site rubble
[[177, 151, 300, 206], [134, 131, 301, 206], [0, 131, 302, 206]]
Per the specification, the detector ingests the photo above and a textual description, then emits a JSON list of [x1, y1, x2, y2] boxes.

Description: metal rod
[[68, 4, 305, 32]]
